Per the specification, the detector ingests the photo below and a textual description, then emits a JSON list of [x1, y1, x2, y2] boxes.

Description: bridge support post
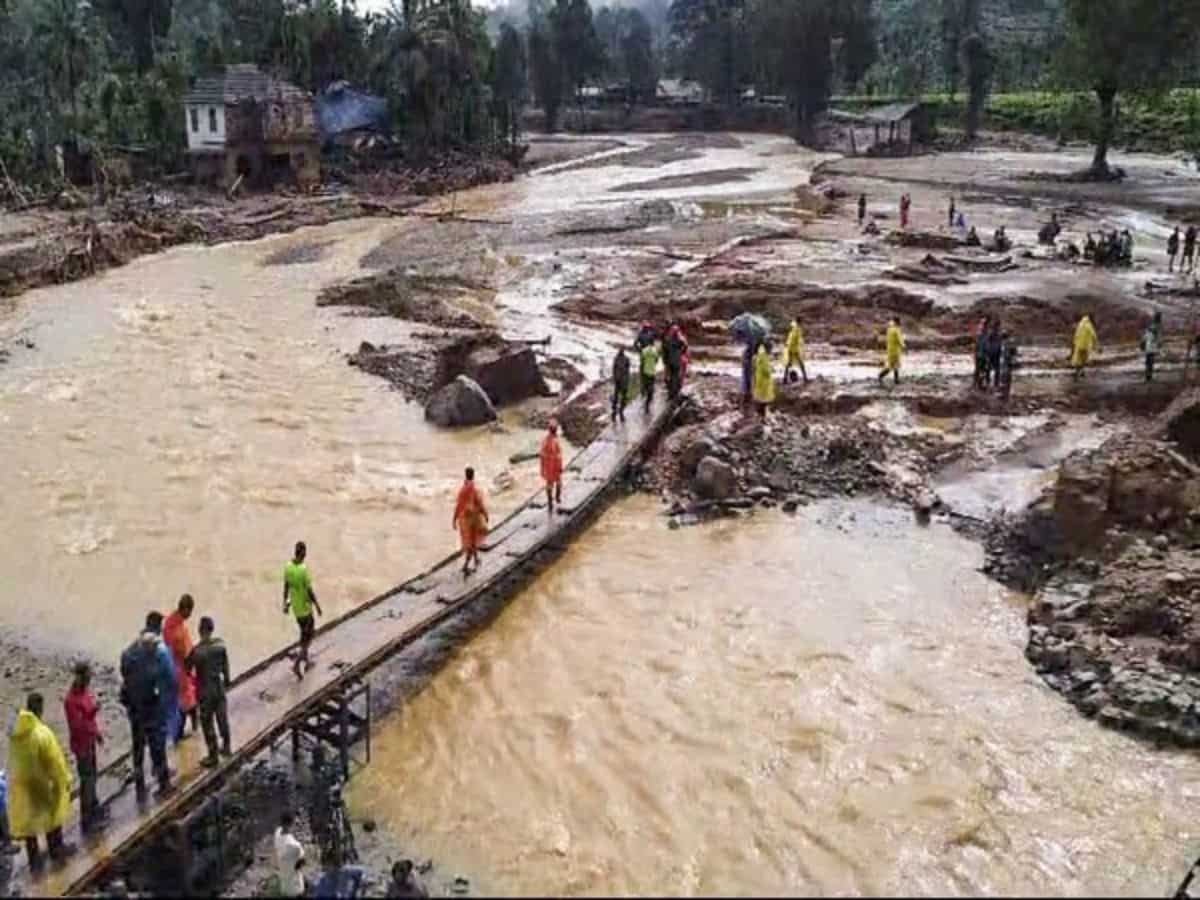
[[293, 677, 372, 782]]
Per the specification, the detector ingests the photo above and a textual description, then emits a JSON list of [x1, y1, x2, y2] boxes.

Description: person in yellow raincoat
[[1071, 313, 1098, 378], [878, 317, 905, 384], [8, 693, 75, 870], [784, 318, 808, 384], [753, 341, 776, 419]]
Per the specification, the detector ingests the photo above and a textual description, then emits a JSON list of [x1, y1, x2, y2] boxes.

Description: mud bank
[[0, 155, 517, 306], [988, 392, 1200, 745]]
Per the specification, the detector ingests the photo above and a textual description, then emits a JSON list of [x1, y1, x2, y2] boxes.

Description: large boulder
[[463, 344, 549, 406], [679, 436, 722, 477], [424, 375, 497, 428], [434, 334, 550, 407], [1050, 457, 1111, 555], [694, 456, 737, 500], [1163, 389, 1200, 459]]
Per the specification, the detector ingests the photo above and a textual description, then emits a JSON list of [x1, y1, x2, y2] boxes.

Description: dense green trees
[[3, 0, 1199, 190], [0, 0, 517, 187], [1060, 0, 1200, 175]]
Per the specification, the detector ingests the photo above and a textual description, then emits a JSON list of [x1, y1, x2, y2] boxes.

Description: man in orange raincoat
[[453, 467, 489, 575], [540, 420, 564, 514], [162, 593, 198, 743]]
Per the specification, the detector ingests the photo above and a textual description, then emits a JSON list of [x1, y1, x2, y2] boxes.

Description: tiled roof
[[184, 64, 309, 106]]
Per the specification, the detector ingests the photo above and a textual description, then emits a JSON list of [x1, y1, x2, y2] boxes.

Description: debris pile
[[994, 403, 1200, 744]]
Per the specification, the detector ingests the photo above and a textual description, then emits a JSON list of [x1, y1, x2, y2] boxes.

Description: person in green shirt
[[639, 342, 659, 413], [283, 542, 322, 679]]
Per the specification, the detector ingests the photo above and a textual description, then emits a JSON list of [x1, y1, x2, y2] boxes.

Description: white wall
[[185, 103, 227, 152]]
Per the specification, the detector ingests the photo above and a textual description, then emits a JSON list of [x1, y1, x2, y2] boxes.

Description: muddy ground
[[0, 153, 517, 308]]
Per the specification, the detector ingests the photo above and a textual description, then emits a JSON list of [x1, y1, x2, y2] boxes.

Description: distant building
[[829, 101, 934, 157], [656, 79, 704, 106], [183, 64, 320, 189]]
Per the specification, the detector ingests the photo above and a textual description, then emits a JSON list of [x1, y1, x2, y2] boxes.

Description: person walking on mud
[[8, 693, 75, 872], [997, 333, 1018, 400], [899, 194, 911, 230], [540, 420, 564, 515], [974, 316, 991, 389], [948, 196, 956, 229], [1169, 226, 1181, 273], [186, 616, 231, 768], [163, 594, 198, 742], [784, 318, 808, 384], [453, 467, 489, 576], [878, 317, 906, 385], [663, 323, 689, 400], [283, 542, 322, 679], [639, 339, 660, 413], [1141, 316, 1162, 382], [753, 341, 776, 420], [984, 320, 1003, 389], [64, 663, 107, 834], [1185, 225, 1198, 274], [1071, 313, 1098, 379], [857, 194, 867, 228], [611, 346, 631, 423]]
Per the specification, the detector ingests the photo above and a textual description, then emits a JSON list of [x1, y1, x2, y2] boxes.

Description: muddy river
[[2, 133, 1197, 894], [351, 498, 1199, 896]]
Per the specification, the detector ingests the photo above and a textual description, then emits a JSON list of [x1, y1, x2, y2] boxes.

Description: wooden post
[[365, 683, 372, 764], [338, 692, 350, 780], [849, 128, 857, 156]]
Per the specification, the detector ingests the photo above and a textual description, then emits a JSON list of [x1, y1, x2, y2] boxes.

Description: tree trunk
[[1092, 83, 1117, 176]]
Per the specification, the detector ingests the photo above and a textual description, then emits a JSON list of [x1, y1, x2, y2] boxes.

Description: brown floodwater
[[0, 217, 547, 663], [349, 497, 1200, 896]]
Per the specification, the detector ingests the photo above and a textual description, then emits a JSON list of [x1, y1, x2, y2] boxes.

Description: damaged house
[[184, 64, 320, 189]]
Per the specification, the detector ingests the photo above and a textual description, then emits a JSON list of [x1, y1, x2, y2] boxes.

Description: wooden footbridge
[[26, 395, 674, 897]]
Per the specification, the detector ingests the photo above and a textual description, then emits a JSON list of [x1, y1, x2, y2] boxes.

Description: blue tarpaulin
[[317, 81, 389, 140]]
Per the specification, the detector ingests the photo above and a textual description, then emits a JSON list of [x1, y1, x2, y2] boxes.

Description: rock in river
[[424, 375, 497, 428], [693, 456, 737, 501]]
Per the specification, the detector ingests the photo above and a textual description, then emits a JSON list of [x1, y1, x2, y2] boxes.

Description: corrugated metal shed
[[317, 81, 389, 138]]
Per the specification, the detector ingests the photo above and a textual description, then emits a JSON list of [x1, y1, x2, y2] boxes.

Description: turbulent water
[[2, 133, 1197, 895], [349, 498, 1199, 896], [0, 218, 546, 661]]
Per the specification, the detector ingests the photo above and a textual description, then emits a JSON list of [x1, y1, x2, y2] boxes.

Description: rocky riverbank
[[989, 391, 1200, 745]]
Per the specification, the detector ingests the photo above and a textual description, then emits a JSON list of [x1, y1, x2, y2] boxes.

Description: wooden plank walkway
[[26, 395, 672, 897]]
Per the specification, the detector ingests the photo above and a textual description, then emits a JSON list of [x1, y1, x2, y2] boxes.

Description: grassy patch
[[834, 90, 1200, 156]]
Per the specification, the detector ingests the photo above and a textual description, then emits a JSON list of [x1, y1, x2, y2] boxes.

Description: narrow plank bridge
[[28, 395, 673, 897]]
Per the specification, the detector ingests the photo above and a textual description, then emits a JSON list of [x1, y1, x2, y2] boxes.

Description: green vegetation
[[2, 0, 1199, 194], [909, 91, 1200, 157]]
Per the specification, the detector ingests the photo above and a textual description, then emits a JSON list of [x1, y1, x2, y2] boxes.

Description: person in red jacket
[[63, 662, 107, 833]]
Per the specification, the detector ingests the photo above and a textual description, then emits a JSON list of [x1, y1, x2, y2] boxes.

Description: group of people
[[973, 317, 1019, 398], [272, 811, 429, 899], [3, 539, 334, 875], [5, 597, 233, 873], [1166, 225, 1199, 274], [1085, 229, 1135, 267], [856, 193, 913, 233]]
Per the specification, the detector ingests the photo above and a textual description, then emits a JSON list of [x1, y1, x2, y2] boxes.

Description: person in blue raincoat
[[145, 612, 181, 745]]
